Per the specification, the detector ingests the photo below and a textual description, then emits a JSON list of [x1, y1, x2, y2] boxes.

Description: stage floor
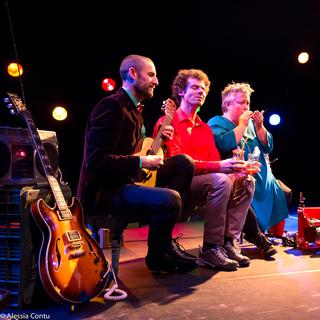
[[2, 214, 320, 320]]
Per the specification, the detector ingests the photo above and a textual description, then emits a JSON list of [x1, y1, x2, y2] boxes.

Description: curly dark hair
[[171, 69, 211, 105]]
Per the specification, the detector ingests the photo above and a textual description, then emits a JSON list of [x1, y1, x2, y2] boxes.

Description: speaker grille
[[11, 144, 34, 179], [0, 141, 11, 178], [0, 126, 59, 186]]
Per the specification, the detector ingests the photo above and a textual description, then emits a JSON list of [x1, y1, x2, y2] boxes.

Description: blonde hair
[[221, 82, 254, 113]]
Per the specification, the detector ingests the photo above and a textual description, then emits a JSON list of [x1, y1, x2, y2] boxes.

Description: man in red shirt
[[154, 69, 256, 270]]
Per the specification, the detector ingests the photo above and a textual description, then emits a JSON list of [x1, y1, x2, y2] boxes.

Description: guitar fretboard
[[151, 113, 173, 154], [26, 118, 69, 213], [25, 118, 55, 176]]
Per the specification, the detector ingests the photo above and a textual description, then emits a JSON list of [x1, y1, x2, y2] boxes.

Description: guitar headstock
[[3, 92, 30, 119], [161, 98, 177, 119]]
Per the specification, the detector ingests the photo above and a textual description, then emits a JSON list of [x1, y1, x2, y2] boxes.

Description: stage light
[[7, 62, 23, 77], [101, 78, 116, 92], [14, 148, 27, 160], [268, 113, 281, 126], [298, 52, 309, 64], [52, 106, 67, 121]]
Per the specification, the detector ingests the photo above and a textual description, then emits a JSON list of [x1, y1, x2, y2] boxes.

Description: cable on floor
[[103, 267, 128, 301]]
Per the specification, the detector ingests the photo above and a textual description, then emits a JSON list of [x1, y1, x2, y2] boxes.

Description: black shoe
[[245, 232, 277, 258], [145, 249, 198, 274], [172, 233, 197, 261]]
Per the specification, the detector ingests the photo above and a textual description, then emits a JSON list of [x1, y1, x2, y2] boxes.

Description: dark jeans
[[242, 207, 261, 237], [101, 154, 194, 253]]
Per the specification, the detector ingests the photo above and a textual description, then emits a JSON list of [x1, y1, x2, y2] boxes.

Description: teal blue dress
[[207, 115, 289, 231]]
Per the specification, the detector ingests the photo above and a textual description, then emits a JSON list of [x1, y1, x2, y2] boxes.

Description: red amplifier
[[296, 207, 320, 250]]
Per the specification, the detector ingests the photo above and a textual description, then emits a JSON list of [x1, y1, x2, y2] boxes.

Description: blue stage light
[[269, 113, 281, 126]]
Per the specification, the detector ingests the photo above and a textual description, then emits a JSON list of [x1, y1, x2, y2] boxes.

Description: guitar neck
[[151, 113, 173, 154], [25, 117, 55, 177], [25, 118, 69, 213]]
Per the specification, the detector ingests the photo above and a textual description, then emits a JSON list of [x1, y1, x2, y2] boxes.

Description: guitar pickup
[[66, 230, 81, 242], [58, 209, 72, 220]]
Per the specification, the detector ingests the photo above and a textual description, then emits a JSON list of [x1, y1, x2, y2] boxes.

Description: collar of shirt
[[122, 87, 139, 107], [175, 107, 203, 126]]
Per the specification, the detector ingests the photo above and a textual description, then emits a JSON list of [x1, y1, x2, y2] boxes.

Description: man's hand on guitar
[[160, 125, 174, 140], [158, 98, 176, 141], [141, 155, 164, 170]]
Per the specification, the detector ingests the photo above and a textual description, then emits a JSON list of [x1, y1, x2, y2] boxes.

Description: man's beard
[[135, 85, 154, 100]]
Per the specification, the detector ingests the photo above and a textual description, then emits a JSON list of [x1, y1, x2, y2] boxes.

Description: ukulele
[[4, 92, 110, 304], [133, 98, 176, 187]]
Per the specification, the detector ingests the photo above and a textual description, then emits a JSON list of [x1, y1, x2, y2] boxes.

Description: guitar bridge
[[64, 231, 86, 257], [133, 169, 152, 183], [70, 248, 85, 258]]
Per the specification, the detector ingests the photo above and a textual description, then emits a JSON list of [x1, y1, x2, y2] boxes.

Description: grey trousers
[[190, 173, 255, 245]]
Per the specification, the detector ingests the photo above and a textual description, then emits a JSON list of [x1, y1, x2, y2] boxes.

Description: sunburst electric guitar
[[133, 98, 176, 187], [4, 92, 110, 305]]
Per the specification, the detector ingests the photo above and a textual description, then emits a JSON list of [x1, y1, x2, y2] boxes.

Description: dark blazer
[[77, 88, 143, 214]]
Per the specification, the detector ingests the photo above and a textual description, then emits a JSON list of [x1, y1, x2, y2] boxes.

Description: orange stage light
[[7, 62, 23, 77]]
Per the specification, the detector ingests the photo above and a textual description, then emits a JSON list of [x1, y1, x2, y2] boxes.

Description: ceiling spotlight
[[7, 62, 23, 77], [298, 52, 309, 64], [52, 106, 68, 121], [101, 78, 116, 92], [268, 113, 281, 126]]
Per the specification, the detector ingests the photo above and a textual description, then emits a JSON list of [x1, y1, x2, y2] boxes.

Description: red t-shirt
[[153, 108, 221, 174]]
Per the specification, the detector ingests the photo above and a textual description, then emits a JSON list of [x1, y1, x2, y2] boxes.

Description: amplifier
[[296, 206, 320, 250], [0, 126, 59, 187]]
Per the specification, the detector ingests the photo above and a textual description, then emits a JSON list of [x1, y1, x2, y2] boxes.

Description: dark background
[[1, 1, 320, 206]]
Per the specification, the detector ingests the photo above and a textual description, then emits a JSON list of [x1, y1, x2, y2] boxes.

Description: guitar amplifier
[[296, 207, 320, 250], [0, 126, 59, 187]]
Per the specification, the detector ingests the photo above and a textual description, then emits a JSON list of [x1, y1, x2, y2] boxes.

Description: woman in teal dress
[[208, 82, 289, 233]]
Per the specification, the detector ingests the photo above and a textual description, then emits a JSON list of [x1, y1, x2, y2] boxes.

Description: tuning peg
[[6, 103, 13, 109], [9, 109, 16, 115], [3, 97, 9, 103]]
